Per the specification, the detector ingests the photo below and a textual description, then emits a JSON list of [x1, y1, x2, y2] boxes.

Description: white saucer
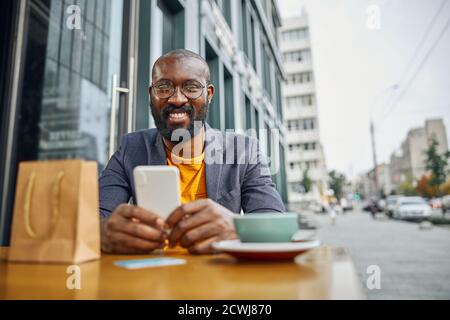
[[291, 230, 317, 242], [212, 239, 321, 260]]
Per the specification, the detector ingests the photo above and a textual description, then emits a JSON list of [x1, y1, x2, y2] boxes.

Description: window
[[303, 94, 314, 106], [261, 40, 272, 99], [215, 0, 231, 28], [287, 71, 313, 85], [275, 73, 283, 119], [266, 122, 272, 158], [303, 118, 315, 130], [283, 49, 311, 63], [286, 94, 315, 107], [302, 160, 318, 169], [287, 119, 302, 131], [244, 95, 260, 138], [206, 41, 221, 129], [158, 0, 185, 53], [303, 142, 317, 150], [272, 10, 279, 45], [288, 142, 317, 151], [250, 14, 257, 70], [240, 0, 248, 53], [285, 97, 295, 108], [277, 143, 288, 202], [287, 119, 316, 131], [241, 1, 258, 72], [282, 28, 310, 41], [245, 96, 252, 130], [224, 67, 234, 129], [255, 108, 260, 139]]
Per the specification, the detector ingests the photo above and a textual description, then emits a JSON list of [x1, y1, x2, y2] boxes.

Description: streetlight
[[370, 84, 399, 197]]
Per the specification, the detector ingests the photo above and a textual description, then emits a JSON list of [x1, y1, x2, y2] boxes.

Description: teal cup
[[233, 213, 299, 242]]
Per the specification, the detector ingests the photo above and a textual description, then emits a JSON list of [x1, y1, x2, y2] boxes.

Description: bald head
[[152, 49, 210, 83]]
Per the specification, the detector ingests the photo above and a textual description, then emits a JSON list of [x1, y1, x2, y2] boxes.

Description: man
[[99, 49, 285, 255]]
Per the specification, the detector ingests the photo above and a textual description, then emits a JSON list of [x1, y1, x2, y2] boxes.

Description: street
[[311, 208, 450, 299]]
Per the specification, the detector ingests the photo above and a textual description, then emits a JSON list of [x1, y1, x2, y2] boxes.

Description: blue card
[[114, 257, 186, 269]]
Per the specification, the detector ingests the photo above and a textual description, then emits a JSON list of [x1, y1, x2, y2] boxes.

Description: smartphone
[[133, 166, 181, 219]]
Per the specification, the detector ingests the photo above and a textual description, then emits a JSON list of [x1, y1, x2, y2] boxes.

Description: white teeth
[[170, 112, 187, 119]]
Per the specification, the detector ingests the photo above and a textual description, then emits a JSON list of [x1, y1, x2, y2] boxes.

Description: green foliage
[[425, 137, 450, 196], [302, 169, 313, 193], [398, 179, 418, 196], [328, 170, 346, 200]]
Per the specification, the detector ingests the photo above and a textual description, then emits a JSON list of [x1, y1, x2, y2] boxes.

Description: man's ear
[[207, 84, 215, 104]]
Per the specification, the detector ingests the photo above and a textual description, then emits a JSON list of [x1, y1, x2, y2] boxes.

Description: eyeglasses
[[150, 80, 206, 100]]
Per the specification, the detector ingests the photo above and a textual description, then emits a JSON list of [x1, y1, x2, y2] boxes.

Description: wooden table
[[0, 246, 365, 299]]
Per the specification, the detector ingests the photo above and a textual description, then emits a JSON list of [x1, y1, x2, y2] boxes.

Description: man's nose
[[167, 86, 188, 107]]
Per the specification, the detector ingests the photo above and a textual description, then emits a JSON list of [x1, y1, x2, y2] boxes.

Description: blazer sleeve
[[240, 136, 286, 213], [98, 135, 132, 219]]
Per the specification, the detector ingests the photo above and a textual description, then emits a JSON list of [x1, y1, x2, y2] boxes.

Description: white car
[[392, 196, 432, 220], [442, 195, 450, 213], [340, 198, 354, 211], [385, 195, 402, 217]]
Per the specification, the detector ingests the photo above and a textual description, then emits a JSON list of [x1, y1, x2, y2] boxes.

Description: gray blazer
[[99, 124, 286, 218]]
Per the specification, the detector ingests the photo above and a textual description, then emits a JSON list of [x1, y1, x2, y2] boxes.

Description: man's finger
[[109, 231, 165, 252], [168, 207, 213, 246], [179, 222, 220, 248], [111, 217, 167, 242], [166, 199, 211, 228], [119, 205, 166, 230], [188, 236, 221, 255]]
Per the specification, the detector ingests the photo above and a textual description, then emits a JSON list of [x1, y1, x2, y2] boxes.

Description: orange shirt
[[166, 150, 207, 204]]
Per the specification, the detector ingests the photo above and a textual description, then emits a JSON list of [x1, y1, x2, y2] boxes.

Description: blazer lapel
[[205, 124, 223, 202], [150, 132, 168, 165]]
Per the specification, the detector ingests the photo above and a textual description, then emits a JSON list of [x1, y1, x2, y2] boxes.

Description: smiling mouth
[[168, 111, 189, 122]]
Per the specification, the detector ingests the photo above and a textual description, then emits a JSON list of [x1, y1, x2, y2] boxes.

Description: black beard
[[150, 101, 209, 142]]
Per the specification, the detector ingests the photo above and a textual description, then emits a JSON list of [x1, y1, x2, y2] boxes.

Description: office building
[[390, 118, 448, 189], [279, 11, 327, 209]]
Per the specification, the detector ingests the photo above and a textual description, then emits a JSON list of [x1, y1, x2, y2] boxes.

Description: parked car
[[385, 195, 402, 217], [340, 198, 354, 211], [392, 196, 432, 221], [378, 198, 386, 211], [442, 195, 450, 213], [429, 198, 443, 210]]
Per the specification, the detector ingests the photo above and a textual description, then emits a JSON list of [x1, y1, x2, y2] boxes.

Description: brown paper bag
[[8, 160, 100, 264]]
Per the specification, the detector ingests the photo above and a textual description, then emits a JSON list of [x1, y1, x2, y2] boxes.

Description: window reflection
[[18, 0, 123, 169]]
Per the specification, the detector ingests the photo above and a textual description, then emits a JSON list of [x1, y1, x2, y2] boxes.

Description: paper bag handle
[[23, 171, 65, 239]]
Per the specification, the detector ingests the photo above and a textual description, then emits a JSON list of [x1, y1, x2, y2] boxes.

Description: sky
[[277, 0, 450, 179]]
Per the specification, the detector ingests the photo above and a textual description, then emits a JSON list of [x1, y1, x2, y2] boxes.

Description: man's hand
[[166, 199, 238, 254], [101, 204, 168, 254]]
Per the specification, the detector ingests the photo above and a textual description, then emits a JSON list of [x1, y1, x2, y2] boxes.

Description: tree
[[415, 174, 437, 198], [301, 169, 313, 193], [398, 179, 417, 196], [442, 179, 450, 195], [328, 170, 346, 200], [425, 137, 450, 196]]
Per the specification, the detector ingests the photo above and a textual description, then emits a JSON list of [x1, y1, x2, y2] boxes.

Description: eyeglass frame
[[149, 79, 210, 100]]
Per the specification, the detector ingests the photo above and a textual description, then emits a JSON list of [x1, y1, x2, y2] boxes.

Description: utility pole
[[370, 120, 378, 197]]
